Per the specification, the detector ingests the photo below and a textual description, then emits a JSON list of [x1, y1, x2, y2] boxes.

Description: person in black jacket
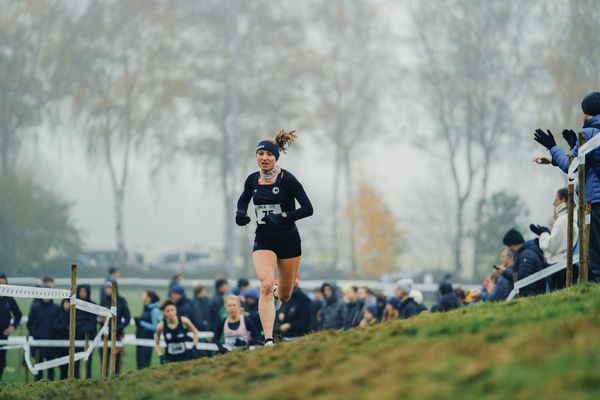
[[74, 284, 97, 379], [134, 290, 160, 369], [52, 299, 71, 380], [431, 283, 461, 313], [241, 287, 261, 334], [395, 279, 426, 319], [0, 273, 22, 382], [503, 229, 547, 297], [210, 278, 229, 330], [277, 286, 311, 339], [189, 284, 212, 333], [99, 281, 131, 375], [309, 288, 323, 332], [27, 277, 61, 381], [169, 285, 192, 320]]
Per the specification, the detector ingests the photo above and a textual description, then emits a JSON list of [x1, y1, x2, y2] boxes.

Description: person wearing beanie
[[381, 297, 400, 323], [169, 284, 191, 320], [359, 304, 379, 328], [431, 282, 461, 313], [395, 279, 426, 319], [533, 91, 600, 283], [502, 228, 547, 297], [98, 281, 130, 376]]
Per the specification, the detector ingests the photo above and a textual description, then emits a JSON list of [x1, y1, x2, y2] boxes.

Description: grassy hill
[[2, 284, 600, 400]]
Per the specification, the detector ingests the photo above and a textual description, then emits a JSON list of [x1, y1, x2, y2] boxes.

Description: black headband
[[256, 141, 280, 160]]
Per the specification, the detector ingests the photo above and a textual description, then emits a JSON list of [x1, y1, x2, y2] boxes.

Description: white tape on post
[[74, 298, 113, 318]]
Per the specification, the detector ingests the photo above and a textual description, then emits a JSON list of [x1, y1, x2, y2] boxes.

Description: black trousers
[[98, 347, 122, 375], [589, 203, 600, 282], [34, 348, 56, 381], [0, 335, 6, 382], [136, 345, 153, 369], [74, 351, 93, 379]]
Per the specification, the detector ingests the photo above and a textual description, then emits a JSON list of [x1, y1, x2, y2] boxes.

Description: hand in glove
[[235, 212, 251, 226], [529, 224, 551, 236], [534, 129, 557, 150], [262, 213, 285, 225], [562, 129, 577, 150]]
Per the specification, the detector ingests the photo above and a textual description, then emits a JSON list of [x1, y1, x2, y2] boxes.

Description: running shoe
[[264, 339, 275, 347]]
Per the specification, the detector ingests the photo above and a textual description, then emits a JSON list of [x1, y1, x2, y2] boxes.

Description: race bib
[[167, 342, 186, 355], [254, 204, 282, 224]]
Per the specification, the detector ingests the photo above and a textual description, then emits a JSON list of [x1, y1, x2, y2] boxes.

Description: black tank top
[[163, 316, 188, 355]]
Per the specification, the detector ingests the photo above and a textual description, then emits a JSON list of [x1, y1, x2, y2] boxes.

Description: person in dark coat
[[318, 282, 346, 330], [53, 299, 71, 380], [309, 288, 323, 332], [277, 286, 311, 339], [431, 283, 461, 313], [210, 277, 229, 330], [99, 281, 131, 375], [134, 290, 160, 369], [503, 229, 547, 297], [27, 282, 61, 381], [189, 284, 212, 332], [343, 286, 361, 329], [240, 287, 261, 333], [74, 284, 97, 379], [99, 266, 120, 306], [169, 284, 192, 320], [0, 273, 22, 382], [395, 279, 426, 319]]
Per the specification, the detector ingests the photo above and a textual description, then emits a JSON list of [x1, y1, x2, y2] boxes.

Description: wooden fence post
[[578, 132, 587, 283], [68, 264, 77, 379], [110, 282, 117, 378]]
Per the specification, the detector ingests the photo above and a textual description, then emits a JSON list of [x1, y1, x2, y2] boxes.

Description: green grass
[[2, 284, 600, 399]]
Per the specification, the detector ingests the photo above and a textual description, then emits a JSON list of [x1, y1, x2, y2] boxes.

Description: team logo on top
[[272, 187, 280, 194]]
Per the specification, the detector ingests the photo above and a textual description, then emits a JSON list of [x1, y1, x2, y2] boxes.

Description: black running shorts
[[253, 229, 302, 259]]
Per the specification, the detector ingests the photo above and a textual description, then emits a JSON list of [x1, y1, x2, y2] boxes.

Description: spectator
[[309, 288, 323, 332], [155, 300, 199, 364], [52, 299, 71, 380], [277, 283, 311, 339], [167, 272, 183, 298], [503, 228, 546, 297], [530, 188, 578, 290], [359, 305, 378, 328], [214, 296, 261, 352], [319, 282, 346, 330], [431, 283, 461, 313], [210, 277, 229, 330], [233, 278, 250, 296], [100, 266, 120, 306], [135, 290, 161, 370], [453, 287, 466, 307], [487, 247, 515, 302], [240, 287, 260, 333], [99, 281, 131, 375], [342, 285, 360, 329], [189, 284, 212, 333], [0, 274, 22, 382], [381, 297, 400, 323], [480, 273, 497, 301], [409, 289, 424, 306], [75, 284, 97, 379], [27, 275, 60, 381], [534, 91, 600, 282], [395, 279, 426, 319], [169, 284, 192, 319]]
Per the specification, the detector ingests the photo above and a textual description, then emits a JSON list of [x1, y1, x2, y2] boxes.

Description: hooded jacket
[[76, 284, 98, 340], [27, 298, 60, 339], [318, 282, 347, 330], [539, 203, 578, 265], [550, 115, 600, 203], [514, 240, 547, 297], [279, 287, 311, 338]]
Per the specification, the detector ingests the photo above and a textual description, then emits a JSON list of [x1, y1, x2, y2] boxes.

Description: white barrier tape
[[507, 255, 580, 300], [586, 213, 591, 225], [0, 284, 70, 300], [23, 344, 37, 374], [70, 295, 77, 302], [110, 306, 117, 316], [577, 132, 600, 158], [34, 352, 86, 372], [74, 298, 113, 318], [85, 318, 111, 361]]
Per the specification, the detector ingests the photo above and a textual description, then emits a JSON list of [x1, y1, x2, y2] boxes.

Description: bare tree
[[68, 1, 184, 263], [410, 0, 533, 277], [305, 0, 395, 274], [0, 1, 70, 174]]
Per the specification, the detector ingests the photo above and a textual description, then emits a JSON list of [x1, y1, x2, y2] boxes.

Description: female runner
[[235, 130, 313, 346]]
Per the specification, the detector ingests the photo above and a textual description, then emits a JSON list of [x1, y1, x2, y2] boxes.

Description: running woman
[[155, 300, 199, 364], [213, 295, 261, 352], [235, 130, 313, 346]]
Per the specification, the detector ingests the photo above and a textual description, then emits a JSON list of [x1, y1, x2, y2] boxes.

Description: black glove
[[262, 213, 285, 225], [562, 129, 577, 150], [534, 129, 557, 150], [529, 224, 550, 236], [235, 212, 251, 226]]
